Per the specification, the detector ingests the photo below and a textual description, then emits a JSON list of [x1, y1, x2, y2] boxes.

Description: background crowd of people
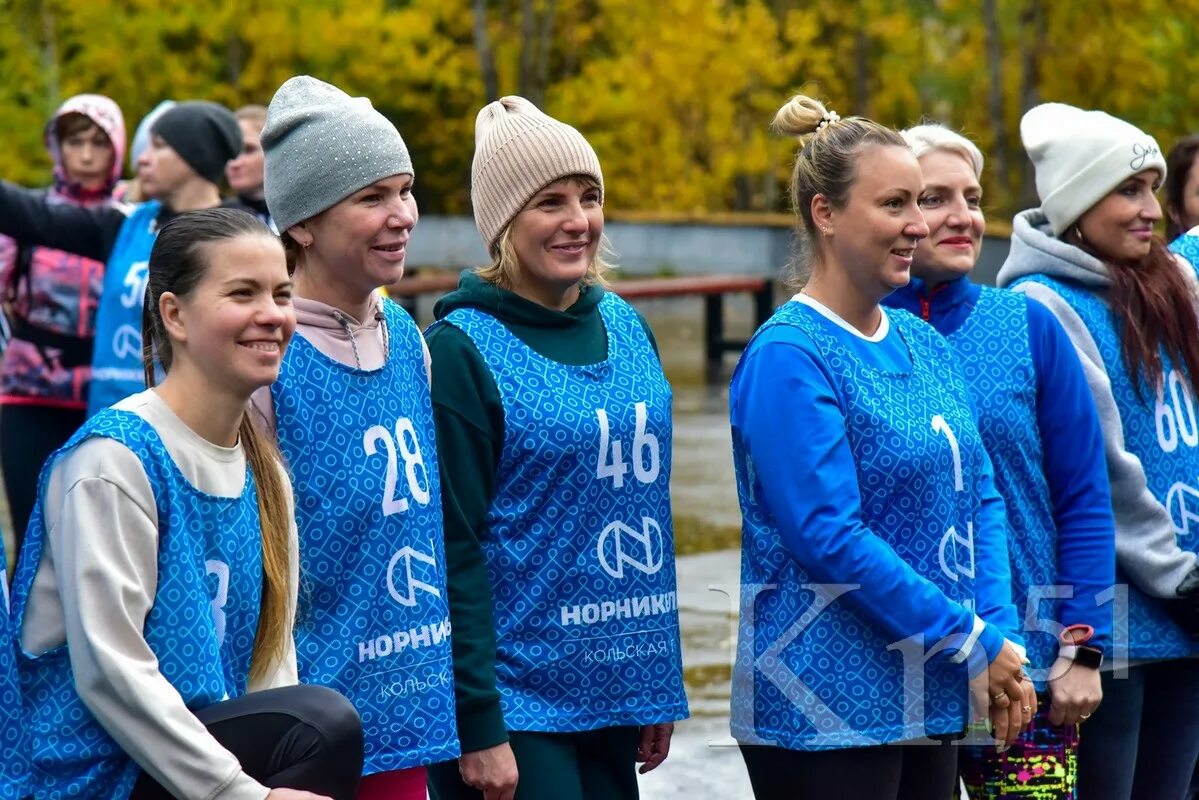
[[0, 72, 1197, 800]]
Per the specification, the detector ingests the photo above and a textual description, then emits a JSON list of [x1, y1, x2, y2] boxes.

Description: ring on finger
[[1021, 705, 1031, 713], [992, 691, 1008, 702]]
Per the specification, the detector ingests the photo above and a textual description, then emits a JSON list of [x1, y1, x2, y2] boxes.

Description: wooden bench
[[386, 271, 776, 368]]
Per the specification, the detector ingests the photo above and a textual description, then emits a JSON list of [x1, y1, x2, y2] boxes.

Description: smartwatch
[[1059, 644, 1104, 670]]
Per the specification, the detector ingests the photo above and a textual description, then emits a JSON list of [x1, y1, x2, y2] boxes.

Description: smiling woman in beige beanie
[[426, 97, 688, 800]]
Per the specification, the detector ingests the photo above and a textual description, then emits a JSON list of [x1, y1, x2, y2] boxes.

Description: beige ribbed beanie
[[471, 96, 603, 253]]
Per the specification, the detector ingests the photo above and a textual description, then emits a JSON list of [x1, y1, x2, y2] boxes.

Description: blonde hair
[[772, 94, 907, 286], [475, 175, 613, 290], [234, 104, 268, 129], [901, 123, 984, 179]]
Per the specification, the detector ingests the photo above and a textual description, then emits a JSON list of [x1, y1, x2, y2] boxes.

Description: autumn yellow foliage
[[3, 0, 1199, 220]]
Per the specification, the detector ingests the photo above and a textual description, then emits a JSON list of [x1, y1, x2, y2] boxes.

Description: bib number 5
[[364, 417, 431, 515], [596, 402, 660, 488]]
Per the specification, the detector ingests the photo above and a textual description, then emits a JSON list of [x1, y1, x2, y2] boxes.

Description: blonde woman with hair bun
[[728, 95, 1031, 799]]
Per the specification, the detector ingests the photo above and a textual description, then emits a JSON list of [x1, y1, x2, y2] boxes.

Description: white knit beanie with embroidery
[[1021, 102, 1166, 236]]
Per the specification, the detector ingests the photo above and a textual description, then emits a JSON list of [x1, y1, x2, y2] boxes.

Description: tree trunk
[[534, 0, 557, 107], [41, 1, 60, 114], [852, 0, 870, 116], [519, 0, 536, 98], [1017, 0, 1045, 209], [982, 0, 1008, 203], [472, 0, 499, 102]]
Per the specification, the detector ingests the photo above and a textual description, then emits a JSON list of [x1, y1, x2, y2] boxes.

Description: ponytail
[[143, 207, 293, 681]]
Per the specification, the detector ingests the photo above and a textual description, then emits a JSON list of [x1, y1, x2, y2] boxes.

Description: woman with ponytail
[[997, 103, 1199, 800], [729, 96, 1030, 799], [11, 207, 363, 800]]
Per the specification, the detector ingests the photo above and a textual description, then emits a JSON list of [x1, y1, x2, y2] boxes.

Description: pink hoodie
[[0, 94, 126, 408]]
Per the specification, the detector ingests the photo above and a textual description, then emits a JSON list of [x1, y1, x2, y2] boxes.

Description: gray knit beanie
[[262, 76, 413, 234], [472, 96, 603, 254]]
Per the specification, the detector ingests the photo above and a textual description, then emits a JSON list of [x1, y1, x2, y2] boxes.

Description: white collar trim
[[791, 292, 890, 343]]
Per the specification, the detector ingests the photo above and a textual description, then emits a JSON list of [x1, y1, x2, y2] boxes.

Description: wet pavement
[[637, 298, 754, 797]]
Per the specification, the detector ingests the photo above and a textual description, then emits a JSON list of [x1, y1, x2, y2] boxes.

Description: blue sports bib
[[948, 287, 1060, 676], [88, 203, 159, 417], [1014, 275, 1199, 659], [0, 530, 28, 800], [437, 292, 688, 732], [731, 302, 990, 749], [273, 300, 458, 773], [12, 408, 262, 799]]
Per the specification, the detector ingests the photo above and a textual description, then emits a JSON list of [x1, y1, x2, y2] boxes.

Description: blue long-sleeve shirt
[[885, 277, 1115, 656], [729, 297, 1024, 748]]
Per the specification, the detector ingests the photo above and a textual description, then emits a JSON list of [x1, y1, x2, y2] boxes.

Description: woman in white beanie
[[424, 96, 687, 800], [997, 102, 1199, 800], [254, 76, 458, 800], [729, 96, 1030, 800], [883, 123, 1115, 798]]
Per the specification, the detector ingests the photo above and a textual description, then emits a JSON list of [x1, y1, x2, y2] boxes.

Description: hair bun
[[772, 95, 831, 140]]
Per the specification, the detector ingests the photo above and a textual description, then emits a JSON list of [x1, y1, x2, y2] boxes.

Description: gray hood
[[996, 208, 1111, 290]]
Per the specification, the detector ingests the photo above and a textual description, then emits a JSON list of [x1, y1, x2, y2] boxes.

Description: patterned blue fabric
[[439, 293, 688, 732], [731, 302, 993, 750], [273, 300, 458, 773], [1171, 232, 1199, 277], [88, 202, 159, 417], [1, 531, 28, 800], [11, 408, 262, 799], [1014, 275, 1199, 659], [949, 287, 1059, 677]]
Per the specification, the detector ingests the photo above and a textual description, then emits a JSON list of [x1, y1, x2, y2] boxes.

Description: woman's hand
[[1047, 655, 1102, 726], [636, 723, 674, 774], [459, 741, 519, 800], [985, 640, 1034, 749]]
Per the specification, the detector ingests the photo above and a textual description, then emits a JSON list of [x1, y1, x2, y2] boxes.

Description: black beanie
[[151, 101, 241, 185]]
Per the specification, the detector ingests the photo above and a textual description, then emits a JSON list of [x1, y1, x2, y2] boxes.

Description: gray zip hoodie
[[997, 208, 1197, 599]]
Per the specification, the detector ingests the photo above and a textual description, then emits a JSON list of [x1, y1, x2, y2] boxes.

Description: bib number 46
[[596, 402, 660, 488]]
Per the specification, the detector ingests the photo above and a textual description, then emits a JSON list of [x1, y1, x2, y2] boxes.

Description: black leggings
[[131, 684, 364, 800], [1, 404, 85, 550], [739, 739, 959, 800]]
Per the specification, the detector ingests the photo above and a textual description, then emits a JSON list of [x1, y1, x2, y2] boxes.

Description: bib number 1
[[932, 414, 975, 582]]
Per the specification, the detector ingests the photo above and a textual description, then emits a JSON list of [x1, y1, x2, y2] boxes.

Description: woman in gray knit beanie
[[256, 75, 459, 800], [425, 97, 687, 800]]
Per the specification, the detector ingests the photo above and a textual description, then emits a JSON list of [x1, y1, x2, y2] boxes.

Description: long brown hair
[[1091, 236, 1199, 398], [142, 208, 293, 683]]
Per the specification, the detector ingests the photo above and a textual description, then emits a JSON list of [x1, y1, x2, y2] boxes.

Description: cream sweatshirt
[[20, 389, 299, 800]]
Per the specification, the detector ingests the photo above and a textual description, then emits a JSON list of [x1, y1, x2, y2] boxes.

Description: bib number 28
[[596, 402, 660, 488], [364, 418, 431, 515]]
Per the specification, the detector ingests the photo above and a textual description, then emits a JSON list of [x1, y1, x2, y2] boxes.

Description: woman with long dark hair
[[998, 102, 1199, 800]]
